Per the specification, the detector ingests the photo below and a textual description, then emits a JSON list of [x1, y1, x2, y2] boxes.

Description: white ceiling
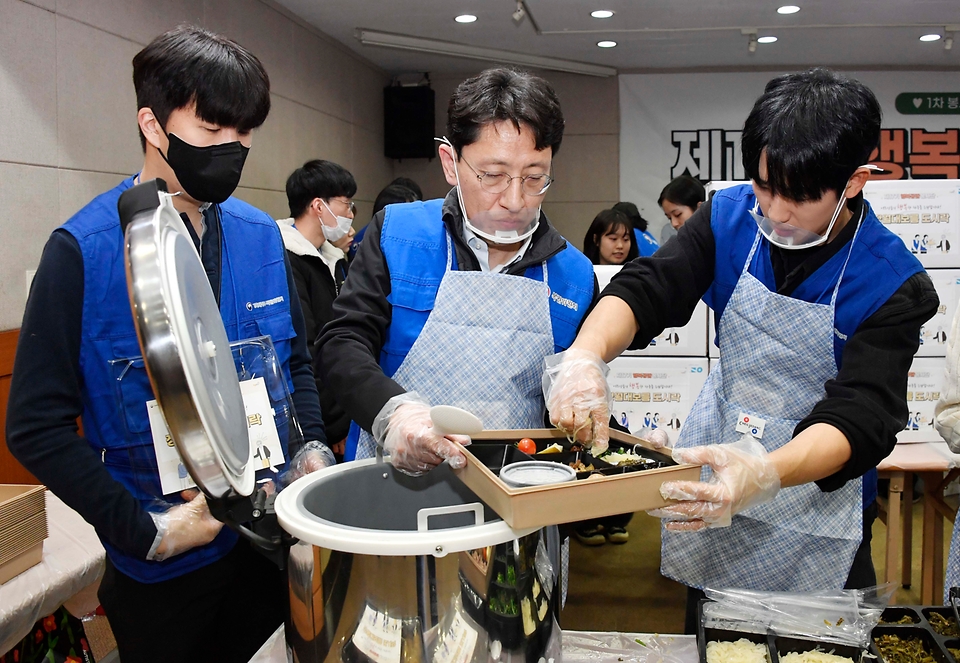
[[276, 0, 960, 76]]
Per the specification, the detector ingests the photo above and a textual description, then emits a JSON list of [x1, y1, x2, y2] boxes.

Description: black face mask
[[160, 132, 249, 204]]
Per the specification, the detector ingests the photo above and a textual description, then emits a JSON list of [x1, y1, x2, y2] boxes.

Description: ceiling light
[[591, 10, 615, 19], [355, 29, 617, 77], [777, 5, 800, 14], [920, 33, 942, 42], [597, 40, 617, 48], [757, 36, 778, 43], [454, 14, 477, 23]]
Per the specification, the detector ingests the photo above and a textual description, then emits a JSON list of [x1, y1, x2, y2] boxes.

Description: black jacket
[[279, 219, 351, 443]]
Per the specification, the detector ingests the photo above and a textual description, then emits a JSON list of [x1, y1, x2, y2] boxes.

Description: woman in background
[[583, 208, 639, 266], [658, 175, 706, 244]]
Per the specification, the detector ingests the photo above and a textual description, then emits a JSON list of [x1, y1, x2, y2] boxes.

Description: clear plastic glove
[[280, 440, 336, 487], [147, 490, 223, 561], [648, 435, 781, 531], [638, 427, 670, 450], [543, 349, 612, 454], [378, 394, 470, 476]]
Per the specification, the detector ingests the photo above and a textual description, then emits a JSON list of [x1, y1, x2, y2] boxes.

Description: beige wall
[[392, 71, 620, 251], [0, 0, 393, 330]]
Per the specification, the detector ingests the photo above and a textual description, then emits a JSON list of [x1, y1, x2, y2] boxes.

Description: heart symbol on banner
[[913, 97, 923, 108]]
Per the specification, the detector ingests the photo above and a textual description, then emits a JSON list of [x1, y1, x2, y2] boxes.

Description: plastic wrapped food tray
[[875, 606, 960, 663]]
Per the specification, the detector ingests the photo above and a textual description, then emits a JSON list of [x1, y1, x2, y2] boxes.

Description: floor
[[562, 498, 956, 634]]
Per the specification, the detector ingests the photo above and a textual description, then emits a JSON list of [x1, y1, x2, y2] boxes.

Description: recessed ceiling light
[[597, 40, 617, 48], [757, 36, 778, 43], [454, 14, 477, 23], [777, 5, 800, 14], [591, 10, 615, 19], [920, 33, 942, 42]]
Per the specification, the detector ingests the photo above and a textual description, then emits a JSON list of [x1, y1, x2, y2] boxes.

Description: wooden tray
[[454, 428, 701, 529]]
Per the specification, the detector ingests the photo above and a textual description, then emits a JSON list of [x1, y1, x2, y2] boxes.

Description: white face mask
[[319, 199, 353, 243], [437, 137, 541, 245]]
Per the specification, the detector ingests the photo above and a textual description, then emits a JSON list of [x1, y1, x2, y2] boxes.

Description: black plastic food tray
[[469, 438, 674, 480], [697, 600, 877, 663], [876, 606, 960, 663]]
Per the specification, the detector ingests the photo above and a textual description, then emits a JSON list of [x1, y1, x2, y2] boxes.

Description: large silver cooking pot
[[276, 459, 563, 663]]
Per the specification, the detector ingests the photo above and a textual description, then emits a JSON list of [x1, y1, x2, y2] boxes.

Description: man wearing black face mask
[[6, 26, 332, 662]]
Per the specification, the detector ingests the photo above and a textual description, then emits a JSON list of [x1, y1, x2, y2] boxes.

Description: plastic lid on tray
[[499, 461, 577, 488]]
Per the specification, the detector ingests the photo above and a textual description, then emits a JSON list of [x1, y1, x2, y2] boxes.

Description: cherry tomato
[[517, 438, 537, 454]]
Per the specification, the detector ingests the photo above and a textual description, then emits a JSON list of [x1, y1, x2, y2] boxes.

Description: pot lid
[[122, 183, 254, 498]]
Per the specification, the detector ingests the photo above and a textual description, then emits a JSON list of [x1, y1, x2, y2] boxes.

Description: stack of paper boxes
[[863, 179, 960, 444], [595, 266, 711, 448]]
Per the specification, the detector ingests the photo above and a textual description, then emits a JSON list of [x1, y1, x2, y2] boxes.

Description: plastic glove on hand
[[150, 491, 223, 560], [384, 402, 470, 476], [280, 440, 336, 487], [648, 436, 780, 531], [543, 349, 612, 454], [639, 428, 670, 450]]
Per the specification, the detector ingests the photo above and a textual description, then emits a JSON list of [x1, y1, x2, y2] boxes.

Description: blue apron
[[662, 221, 864, 591]]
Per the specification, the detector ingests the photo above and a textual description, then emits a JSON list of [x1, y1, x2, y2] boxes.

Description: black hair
[[447, 68, 564, 158], [132, 25, 271, 150], [285, 160, 357, 219], [389, 177, 423, 200], [373, 184, 419, 217], [611, 201, 651, 232], [741, 67, 881, 202], [657, 176, 706, 210], [583, 208, 638, 265]]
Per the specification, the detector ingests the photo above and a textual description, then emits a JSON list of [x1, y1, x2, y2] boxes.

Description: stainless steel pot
[[277, 459, 563, 663]]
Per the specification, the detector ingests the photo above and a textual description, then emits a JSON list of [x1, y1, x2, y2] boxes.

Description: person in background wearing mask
[[349, 182, 420, 261], [583, 208, 639, 267], [6, 26, 333, 662], [319, 67, 597, 474], [612, 201, 659, 257], [544, 68, 938, 630], [278, 159, 356, 459], [658, 175, 706, 245]]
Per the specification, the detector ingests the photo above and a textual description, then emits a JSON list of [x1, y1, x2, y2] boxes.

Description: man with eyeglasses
[[544, 68, 938, 626], [278, 159, 357, 460], [318, 68, 596, 474]]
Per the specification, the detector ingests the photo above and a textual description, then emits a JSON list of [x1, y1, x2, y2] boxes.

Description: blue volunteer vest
[[633, 228, 660, 257], [378, 199, 595, 379], [705, 185, 925, 508], [62, 176, 296, 583]]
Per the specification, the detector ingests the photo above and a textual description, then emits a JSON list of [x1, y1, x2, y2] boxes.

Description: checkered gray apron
[[661, 227, 863, 591], [356, 233, 555, 458]]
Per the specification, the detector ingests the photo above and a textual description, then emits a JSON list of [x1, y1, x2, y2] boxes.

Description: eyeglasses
[[459, 157, 554, 196], [327, 198, 357, 215]]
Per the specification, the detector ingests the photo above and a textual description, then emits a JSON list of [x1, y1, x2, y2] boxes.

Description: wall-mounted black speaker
[[384, 86, 436, 160]]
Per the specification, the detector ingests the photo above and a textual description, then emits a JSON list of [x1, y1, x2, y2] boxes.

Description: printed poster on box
[[898, 356, 947, 443], [863, 179, 960, 269], [594, 265, 710, 357], [917, 269, 959, 357], [607, 356, 709, 448]]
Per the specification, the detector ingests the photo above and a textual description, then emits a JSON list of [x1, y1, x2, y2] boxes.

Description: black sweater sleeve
[[283, 251, 327, 450], [602, 197, 717, 349], [6, 231, 159, 558], [811, 271, 939, 491], [318, 212, 406, 433]]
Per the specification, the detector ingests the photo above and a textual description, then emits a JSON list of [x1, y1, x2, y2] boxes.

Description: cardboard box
[[863, 179, 960, 269], [898, 356, 946, 443], [0, 485, 47, 584], [916, 269, 959, 357], [607, 356, 710, 448], [456, 429, 701, 529]]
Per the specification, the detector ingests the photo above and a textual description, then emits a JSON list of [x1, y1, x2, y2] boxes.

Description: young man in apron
[[545, 68, 939, 630], [7, 26, 333, 662], [319, 68, 596, 475]]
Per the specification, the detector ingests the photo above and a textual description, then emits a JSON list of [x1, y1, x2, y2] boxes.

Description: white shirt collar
[[462, 224, 533, 273]]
